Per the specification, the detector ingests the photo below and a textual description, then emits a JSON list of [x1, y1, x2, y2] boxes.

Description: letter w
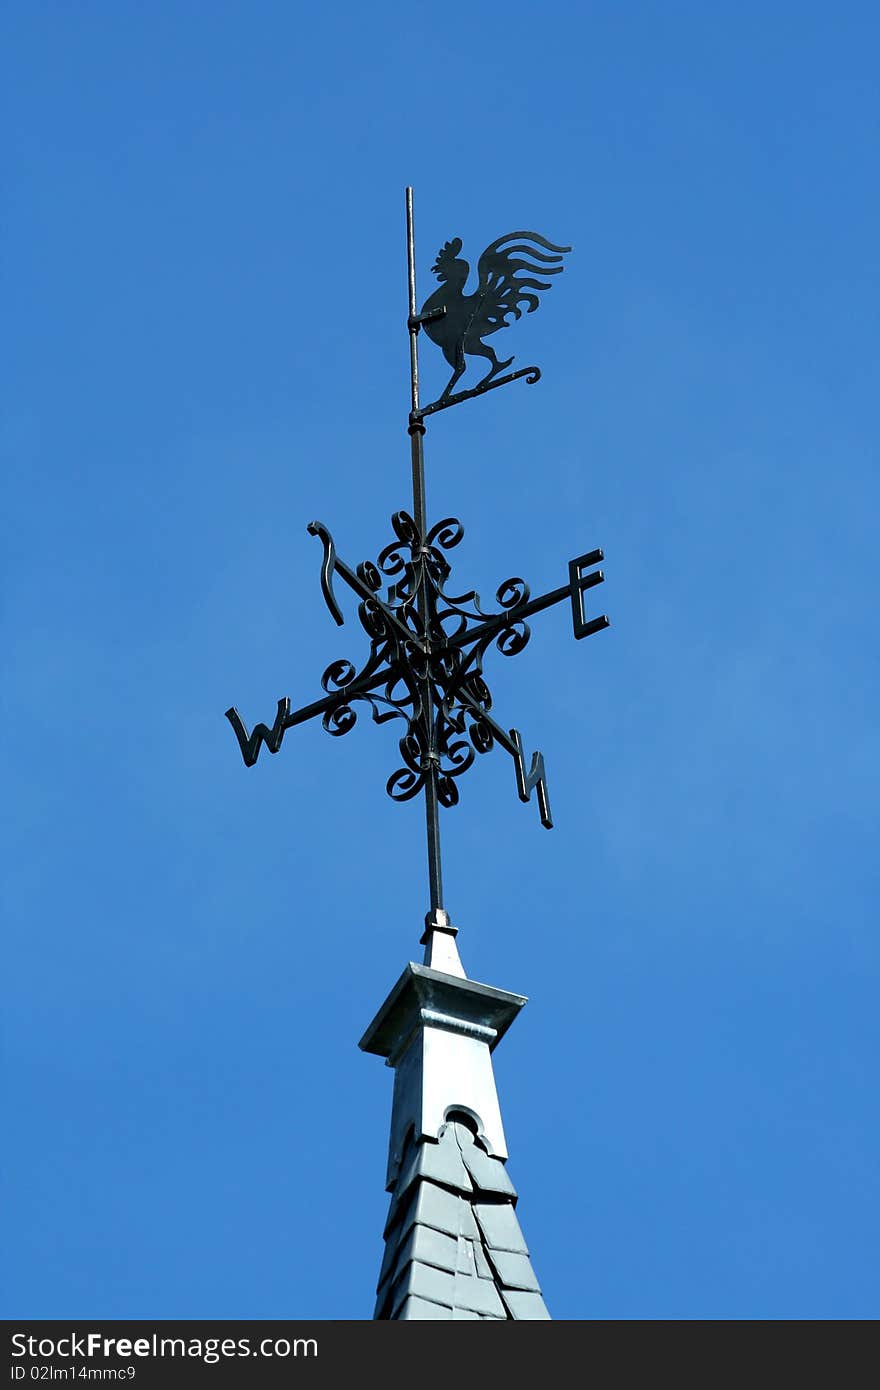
[[225, 698, 290, 767]]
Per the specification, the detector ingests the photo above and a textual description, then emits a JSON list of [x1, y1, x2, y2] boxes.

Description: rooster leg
[[470, 342, 514, 388], [439, 343, 467, 402]]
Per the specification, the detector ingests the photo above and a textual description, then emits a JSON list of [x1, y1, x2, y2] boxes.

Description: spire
[[224, 189, 608, 1317], [360, 924, 549, 1320]]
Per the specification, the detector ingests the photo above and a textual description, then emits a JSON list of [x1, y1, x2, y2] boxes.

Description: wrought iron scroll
[[226, 190, 607, 926], [226, 510, 607, 827]]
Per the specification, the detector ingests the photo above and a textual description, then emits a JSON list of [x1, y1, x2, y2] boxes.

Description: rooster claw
[[479, 357, 514, 387]]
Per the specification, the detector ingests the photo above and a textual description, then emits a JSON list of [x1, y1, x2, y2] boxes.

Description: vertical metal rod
[[406, 187, 427, 540], [406, 186, 444, 916], [406, 188, 420, 418]]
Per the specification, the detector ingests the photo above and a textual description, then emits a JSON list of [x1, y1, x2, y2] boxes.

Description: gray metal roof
[[374, 1116, 549, 1320]]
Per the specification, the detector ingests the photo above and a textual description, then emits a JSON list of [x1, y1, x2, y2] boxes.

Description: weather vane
[[225, 188, 609, 935]]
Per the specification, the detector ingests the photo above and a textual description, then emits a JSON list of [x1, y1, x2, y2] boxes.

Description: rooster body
[[420, 231, 571, 401]]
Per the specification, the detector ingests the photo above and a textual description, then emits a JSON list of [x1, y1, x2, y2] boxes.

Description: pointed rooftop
[[360, 915, 550, 1320]]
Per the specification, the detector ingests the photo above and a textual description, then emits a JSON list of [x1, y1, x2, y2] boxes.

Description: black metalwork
[[413, 229, 570, 418], [227, 509, 606, 809], [225, 188, 607, 925]]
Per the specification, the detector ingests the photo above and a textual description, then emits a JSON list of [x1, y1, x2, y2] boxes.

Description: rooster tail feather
[[471, 231, 572, 338], [480, 231, 571, 261]]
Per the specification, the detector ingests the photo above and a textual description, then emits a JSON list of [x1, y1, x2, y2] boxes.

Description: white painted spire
[[360, 931, 550, 1319]]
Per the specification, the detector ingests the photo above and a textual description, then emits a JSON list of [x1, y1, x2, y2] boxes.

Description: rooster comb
[[434, 237, 463, 264]]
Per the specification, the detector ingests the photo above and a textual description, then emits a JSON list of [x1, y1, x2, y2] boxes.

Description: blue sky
[[3, 2, 878, 1320]]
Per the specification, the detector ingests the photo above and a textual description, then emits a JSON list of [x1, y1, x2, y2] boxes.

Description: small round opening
[[445, 1108, 480, 1137]]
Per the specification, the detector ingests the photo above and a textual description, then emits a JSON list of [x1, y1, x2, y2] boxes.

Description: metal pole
[[406, 187, 444, 916], [406, 187, 427, 537]]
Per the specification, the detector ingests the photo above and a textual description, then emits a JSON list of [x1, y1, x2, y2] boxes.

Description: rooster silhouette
[[419, 231, 571, 402]]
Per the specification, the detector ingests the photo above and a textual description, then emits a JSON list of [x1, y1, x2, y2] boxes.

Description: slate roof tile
[[474, 1201, 529, 1254], [390, 1223, 460, 1282], [376, 1115, 548, 1319], [501, 1290, 551, 1320], [458, 1142, 518, 1198], [391, 1260, 456, 1316], [395, 1134, 473, 1200], [486, 1249, 541, 1292], [457, 1200, 481, 1242], [405, 1180, 467, 1240], [472, 1238, 494, 1280], [456, 1235, 478, 1277], [383, 1179, 415, 1240], [451, 1272, 508, 1318], [397, 1296, 454, 1320]]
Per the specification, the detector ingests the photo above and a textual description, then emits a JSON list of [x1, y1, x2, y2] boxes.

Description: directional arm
[[225, 660, 402, 768], [446, 548, 608, 654], [307, 519, 427, 654], [452, 685, 553, 829], [227, 512, 608, 834]]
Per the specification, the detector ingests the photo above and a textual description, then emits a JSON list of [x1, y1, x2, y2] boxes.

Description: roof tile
[[501, 1290, 551, 1320], [397, 1296, 454, 1320], [473, 1239, 494, 1280], [391, 1260, 456, 1315], [394, 1135, 473, 1200], [459, 1143, 518, 1198], [452, 1271, 508, 1318], [395, 1223, 460, 1279], [486, 1249, 541, 1292], [474, 1201, 529, 1254]]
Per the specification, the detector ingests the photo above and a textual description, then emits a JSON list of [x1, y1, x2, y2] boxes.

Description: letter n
[[510, 728, 553, 829]]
